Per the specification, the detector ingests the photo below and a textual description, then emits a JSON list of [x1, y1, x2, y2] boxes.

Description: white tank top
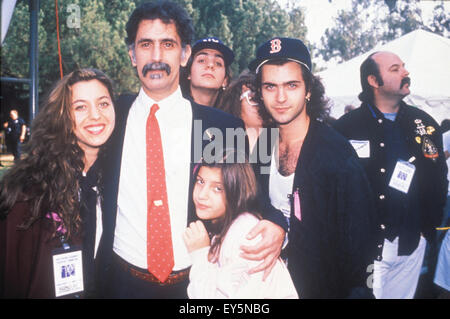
[[269, 149, 294, 220]]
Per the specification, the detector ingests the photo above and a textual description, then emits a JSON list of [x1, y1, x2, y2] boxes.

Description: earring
[[306, 96, 311, 102]]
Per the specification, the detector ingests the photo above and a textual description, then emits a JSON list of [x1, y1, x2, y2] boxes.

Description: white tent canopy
[[318, 29, 450, 124]]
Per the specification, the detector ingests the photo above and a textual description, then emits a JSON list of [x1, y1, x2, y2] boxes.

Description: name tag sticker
[[52, 249, 84, 297], [388, 160, 415, 194], [349, 140, 370, 158]]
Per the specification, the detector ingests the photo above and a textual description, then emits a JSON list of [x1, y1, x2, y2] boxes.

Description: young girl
[[183, 151, 298, 298], [0, 68, 115, 298]]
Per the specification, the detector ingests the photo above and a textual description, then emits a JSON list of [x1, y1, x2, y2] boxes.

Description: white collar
[[136, 87, 185, 114]]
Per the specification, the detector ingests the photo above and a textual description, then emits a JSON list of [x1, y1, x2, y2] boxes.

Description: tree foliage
[[426, 2, 450, 36], [3, 0, 446, 106], [317, 0, 449, 63], [1, 0, 308, 100], [317, 2, 380, 63]]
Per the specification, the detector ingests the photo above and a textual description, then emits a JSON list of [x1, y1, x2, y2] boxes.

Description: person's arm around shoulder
[[184, 216, 286, 298], [184, 219, 263, 298], [239, 219, 284, 280], [225, 215, 295, 298], [240, 154, 288, 280]]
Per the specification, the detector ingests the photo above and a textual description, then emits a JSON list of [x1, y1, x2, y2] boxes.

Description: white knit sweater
[[187, 213, 299, 299]]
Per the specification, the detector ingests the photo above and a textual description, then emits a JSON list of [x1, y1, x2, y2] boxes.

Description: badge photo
[[52, 247, 84, 297]]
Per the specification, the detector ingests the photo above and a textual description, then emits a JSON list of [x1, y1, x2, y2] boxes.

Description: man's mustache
[[400, 77, 411, 88], [142, 62, 171, 77]]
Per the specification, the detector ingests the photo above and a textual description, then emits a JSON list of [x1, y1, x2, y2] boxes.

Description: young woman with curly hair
[[0, 68, 115, 298], [219, 70, 275, 152]]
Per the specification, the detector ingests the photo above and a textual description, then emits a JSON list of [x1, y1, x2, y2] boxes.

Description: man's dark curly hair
[[125, 1, 195, 48]]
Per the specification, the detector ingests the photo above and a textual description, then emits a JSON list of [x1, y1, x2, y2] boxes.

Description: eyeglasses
[[240, 89, 259, 106]]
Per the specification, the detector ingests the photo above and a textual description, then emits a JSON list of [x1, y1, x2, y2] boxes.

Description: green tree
[[316, 0, 448, 63], [1, 0, 138, 97], [381, 0, 424, 41], [318, 1, 381, 63], [426, 1, 450, 37], [190, 0, 308, 75], [1, 0, 309, 100]]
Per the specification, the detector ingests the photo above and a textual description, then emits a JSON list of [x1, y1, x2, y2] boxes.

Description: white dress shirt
[[113, 87, 193, 270]]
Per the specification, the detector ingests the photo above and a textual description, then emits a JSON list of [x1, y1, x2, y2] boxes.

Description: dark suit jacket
[[95, 93, 249, 292]]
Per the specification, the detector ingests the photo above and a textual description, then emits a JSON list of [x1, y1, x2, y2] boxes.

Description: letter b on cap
[[270, 39, 282, 54]]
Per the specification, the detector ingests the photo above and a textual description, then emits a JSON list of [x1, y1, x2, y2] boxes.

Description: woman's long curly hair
[[218, 69, 273, 127], [0, 68, 114, 240]]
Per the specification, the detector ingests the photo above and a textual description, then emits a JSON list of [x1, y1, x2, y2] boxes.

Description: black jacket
[[254, 119, 379, 298], [334, 101, 448, 256]]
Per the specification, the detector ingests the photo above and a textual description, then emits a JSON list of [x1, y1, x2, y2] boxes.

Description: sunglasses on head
[[240, 89, 259, 106]]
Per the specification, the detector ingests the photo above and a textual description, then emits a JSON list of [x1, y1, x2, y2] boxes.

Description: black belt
[[114, 253, 190, 286]]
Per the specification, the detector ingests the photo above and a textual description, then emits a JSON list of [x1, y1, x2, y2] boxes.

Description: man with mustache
[[142, 61, 172, 79], [334, 51, 448, 299], [97, 1, 285, 298]]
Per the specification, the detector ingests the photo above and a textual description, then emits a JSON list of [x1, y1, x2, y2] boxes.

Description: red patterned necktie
[[146, 103, 174, 282]]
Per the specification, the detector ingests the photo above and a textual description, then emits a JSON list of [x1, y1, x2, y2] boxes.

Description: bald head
[[368, 51, 410, 100], [359, 51, 410, 104]]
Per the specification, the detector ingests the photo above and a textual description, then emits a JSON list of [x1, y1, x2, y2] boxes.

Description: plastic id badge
[[52, 248, 84, 297], [388, 160, 416, 194]]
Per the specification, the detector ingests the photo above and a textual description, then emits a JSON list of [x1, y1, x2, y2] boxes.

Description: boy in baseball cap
[[247, 37, 379, 298], [249, 37, 311, 73], [181, 37, 234, 107]]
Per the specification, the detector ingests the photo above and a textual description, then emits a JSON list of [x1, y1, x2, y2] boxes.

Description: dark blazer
[[254, 119, 379, 298], [95, 93, 249, 291], [334, 102, 448, 255], [0, 200, 71, 298]]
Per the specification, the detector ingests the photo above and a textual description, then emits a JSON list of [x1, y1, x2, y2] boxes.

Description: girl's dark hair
[[125, 1, 194, 48], [255, 59, 330, 121], [218, 70, 273, 127], [0, 68, 114, 240], [194, 149, 260, 259]]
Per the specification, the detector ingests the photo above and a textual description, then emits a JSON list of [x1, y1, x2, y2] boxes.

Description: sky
[[277, 0, 448, 45]]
